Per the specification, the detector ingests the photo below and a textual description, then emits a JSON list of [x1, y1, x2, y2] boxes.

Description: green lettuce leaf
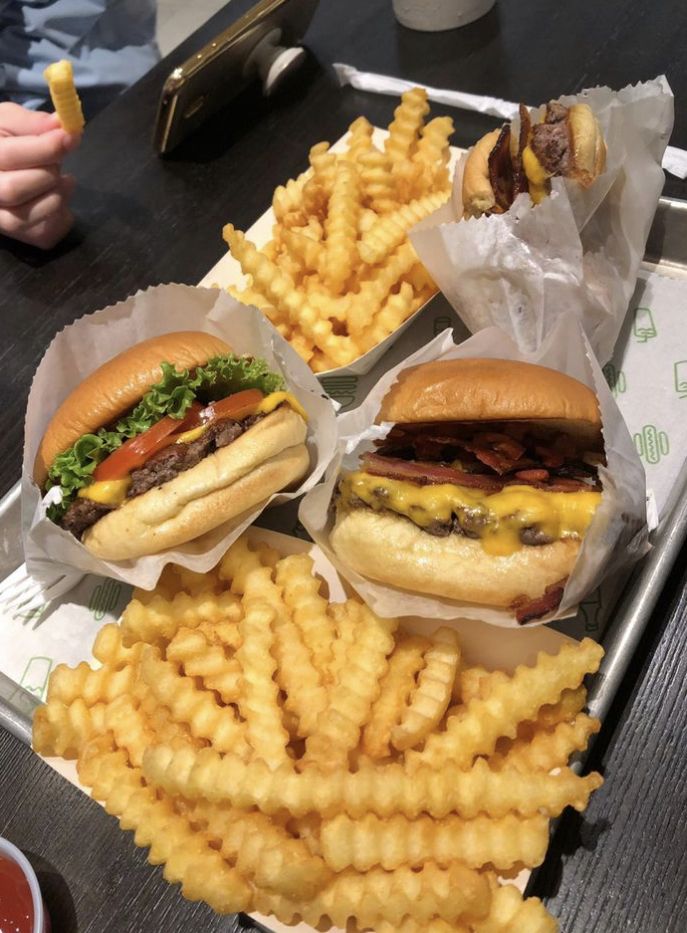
[[46, 354, 285, 520]]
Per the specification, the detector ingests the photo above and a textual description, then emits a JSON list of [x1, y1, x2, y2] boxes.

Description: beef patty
[[60, 412, 265, 539]]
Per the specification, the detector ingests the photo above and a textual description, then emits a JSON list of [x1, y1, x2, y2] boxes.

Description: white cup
[[0, 837, 49, 933], [393, 0, 496, 31]]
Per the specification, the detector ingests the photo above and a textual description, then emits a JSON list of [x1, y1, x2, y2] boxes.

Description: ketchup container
[[0, 838, 48, 933]]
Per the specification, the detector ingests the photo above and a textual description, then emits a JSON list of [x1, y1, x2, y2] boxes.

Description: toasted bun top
[[567, 103, 607, 187], [35, 331, 232, 486], [378, 358, 601, 429], [461, 128, 501, 218]]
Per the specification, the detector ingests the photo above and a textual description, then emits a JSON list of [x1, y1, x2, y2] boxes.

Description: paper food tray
[[198, 128, 464, 378]]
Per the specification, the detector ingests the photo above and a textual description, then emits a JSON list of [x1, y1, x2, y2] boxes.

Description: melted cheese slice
[[78, 477, 131, 507], [339, 471, 600, 557], [522, 146, 552, 205]]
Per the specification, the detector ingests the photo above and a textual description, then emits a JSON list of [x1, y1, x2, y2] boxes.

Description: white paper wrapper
[[22, 283, 338, 590], [299, 315, 648, 627], [410, 78, 675, 365]]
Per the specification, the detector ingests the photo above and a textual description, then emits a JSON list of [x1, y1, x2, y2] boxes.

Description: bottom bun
[[83, 407, 308, 561], [330, 507, 580, 607]]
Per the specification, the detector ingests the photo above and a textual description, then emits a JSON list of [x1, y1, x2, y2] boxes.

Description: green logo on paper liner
[[579, 590, 603, 635], [634, 425, 670, 464], [89, 578, 122, 621], [602, 363, 627, 397], [674, 361, 687, 399], [320, 375, 359, 410], [433, 315, 453, 336], [632, 307, 657, 343], [19, 656, 53, 699]]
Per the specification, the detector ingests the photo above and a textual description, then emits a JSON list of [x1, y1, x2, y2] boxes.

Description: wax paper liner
[[298, 316, 648, 628], [22, 283, 338, 590], [410, 77, 674, 365]]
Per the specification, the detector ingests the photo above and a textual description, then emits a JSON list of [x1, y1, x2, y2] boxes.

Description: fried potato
[[34, 530, 604, 932], [223, 89, 452, 371]]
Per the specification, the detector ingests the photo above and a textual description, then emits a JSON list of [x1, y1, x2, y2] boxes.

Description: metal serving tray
[[1, 196, 687, 930]]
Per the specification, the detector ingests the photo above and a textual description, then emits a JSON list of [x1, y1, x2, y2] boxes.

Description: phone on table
[[154, 0, 319, 155]]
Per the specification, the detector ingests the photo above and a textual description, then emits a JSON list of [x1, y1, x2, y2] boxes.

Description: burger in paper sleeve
[[36, 331, 309, 561], [330, 358, 605, 623], [461, 101, 607, 218]]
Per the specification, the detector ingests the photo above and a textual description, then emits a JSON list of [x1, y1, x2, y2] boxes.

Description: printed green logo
[[320, 375, 359, 410], [602, 363, 627, 396], [674, 361, 687, 399], [632, 307, 657, 343], [634, 425, 670, 464], [433, 315, 453, 336], [19, 656, 53, 699], [579, 590, 603, 634], [14, 604, 47, 625], [89, 578, 122, 621]]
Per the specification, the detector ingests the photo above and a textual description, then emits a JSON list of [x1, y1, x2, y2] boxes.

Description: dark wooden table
[[1, 1, 687, 930]]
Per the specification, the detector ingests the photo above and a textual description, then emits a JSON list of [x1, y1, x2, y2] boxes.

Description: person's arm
[[0, 102, 79, 249]]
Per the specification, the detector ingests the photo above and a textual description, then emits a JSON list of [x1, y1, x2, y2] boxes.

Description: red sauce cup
[[0, 837, 49, 933]]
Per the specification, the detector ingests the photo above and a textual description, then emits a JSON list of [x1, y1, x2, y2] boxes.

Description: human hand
[[0, 102, 81, 250]]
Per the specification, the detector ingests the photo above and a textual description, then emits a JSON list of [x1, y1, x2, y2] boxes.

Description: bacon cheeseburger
[[462, 101, 606, 218], [36, 332, 309, 560], [330, 359, 605, 622]]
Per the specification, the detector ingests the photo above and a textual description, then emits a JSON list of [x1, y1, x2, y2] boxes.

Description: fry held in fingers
[[33, 530, 604, 932]]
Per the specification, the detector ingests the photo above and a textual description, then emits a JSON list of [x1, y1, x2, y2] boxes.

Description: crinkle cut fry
[[320, 158, 360, 294], [236, 595, 290, 770], [167, 627, 242, 704], [362, 634, 429, 759], [78, 742, 252, 913], [274, 553, 335, 679], [46, 660, 138, 706], [358, 189, 450, 265], [32, 698, 107, 758], [384, 86, 430, 165], [189, 800, 332, 899], [302, 604, 398, 770], [140, 647, 250, 757], [392, 626, 460, 752], [473, 879, 558, 932], [493, 713, 601, 773], [92, 623, 143, 667], [222, 224, 356, 366], [142, 746, 603, 819], [253, 859, 491, 928], [120, 590, 241, 647], [407, 638, 604, 771], [319, 811, 549, 872]]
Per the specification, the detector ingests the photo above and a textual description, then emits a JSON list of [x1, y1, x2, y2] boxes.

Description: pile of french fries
[[33, 533, 604, 931], [224, 88, 453, 372]]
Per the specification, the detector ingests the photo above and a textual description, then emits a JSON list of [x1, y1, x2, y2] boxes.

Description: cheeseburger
[[330, 359, 605, 622], [462, 101, 606, 218], [36, 331, 309, 560]]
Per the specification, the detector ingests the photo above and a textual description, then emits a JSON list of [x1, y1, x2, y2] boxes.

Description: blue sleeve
[[0, 0, 160, 115]]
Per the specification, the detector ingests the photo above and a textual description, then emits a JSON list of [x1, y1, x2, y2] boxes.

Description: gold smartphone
[[154, 0, 319, 154]]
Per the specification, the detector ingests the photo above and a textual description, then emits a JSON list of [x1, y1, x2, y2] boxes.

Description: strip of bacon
[[361, 453, 504, 491], [361, 453, 596, 494], [511, 578, 568, 624], [514, 468, 550, 482]]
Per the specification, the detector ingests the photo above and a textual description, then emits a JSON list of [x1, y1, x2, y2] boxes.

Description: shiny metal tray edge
[[1, 197, 687, 747]]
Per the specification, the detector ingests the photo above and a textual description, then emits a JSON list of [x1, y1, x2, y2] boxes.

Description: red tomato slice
[[93, 402, 203, 482], [201, 389, 264, 424]]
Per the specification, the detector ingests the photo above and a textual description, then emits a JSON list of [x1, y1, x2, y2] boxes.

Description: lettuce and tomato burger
[[35, 331, 309, 560], [331, 358, 605, 622]]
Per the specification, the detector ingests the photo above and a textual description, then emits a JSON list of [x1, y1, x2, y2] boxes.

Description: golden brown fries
[[224, 87, 453, 371], [33, 532, 604, 931], [43, 60, 85, 134]]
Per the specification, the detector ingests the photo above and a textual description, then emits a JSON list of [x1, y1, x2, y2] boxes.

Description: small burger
[[36, 331, 309, 560], [462, 101, 607, 218], [330, 358, 605, 622]]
